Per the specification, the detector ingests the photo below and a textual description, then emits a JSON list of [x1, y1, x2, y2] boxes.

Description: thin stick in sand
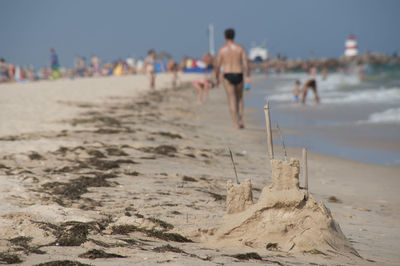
[[302, 148, 309, 199], [228, 147, 240, 184], [264, 102, 274, 160]]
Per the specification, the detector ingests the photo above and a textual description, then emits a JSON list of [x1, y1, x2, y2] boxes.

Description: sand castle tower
[[344, 34, 359, 57], [205, 103, 358, 257]]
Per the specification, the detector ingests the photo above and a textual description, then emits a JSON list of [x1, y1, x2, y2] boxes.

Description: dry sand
[[0, 74, 399, 265]]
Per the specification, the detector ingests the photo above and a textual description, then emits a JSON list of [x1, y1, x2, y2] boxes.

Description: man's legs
[[193, 80, 204, 104], [235, 82, 244, 128], [311, 84, 320, 103], [223, 79, 239, 128], [149, 72, 155, 90], [301, 82, 309, 103]]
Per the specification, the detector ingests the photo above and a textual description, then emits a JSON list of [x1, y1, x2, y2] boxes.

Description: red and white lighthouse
[[344, 34, 358, 57]]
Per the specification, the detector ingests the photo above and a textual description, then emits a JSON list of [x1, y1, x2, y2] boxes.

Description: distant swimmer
[[293, 80, 301, 103], [301, 66, 320, 104], [215, 28, 250, 129]]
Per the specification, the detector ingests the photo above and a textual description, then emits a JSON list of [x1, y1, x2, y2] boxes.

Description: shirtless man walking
[[215, 28, 249, 129]]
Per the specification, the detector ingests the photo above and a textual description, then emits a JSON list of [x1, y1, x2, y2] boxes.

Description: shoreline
[[247, 75, 400, 167], [0, 74, 399, 265]]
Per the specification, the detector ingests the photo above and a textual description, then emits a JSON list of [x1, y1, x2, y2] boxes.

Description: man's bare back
[[215, 28, 249, 129], [217, 42, 248, 74]]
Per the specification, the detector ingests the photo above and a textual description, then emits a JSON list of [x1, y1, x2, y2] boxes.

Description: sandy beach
[[0, 74, 399, 265]]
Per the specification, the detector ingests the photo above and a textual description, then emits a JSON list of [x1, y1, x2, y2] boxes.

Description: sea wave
[[361, 108, 400, 124], [278, 73, 361, 93], [268, 87, 400, 105], [321, 87, 400, 104]]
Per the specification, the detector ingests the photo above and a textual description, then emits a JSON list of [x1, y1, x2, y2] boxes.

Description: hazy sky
[[1, 0, 399, 67]]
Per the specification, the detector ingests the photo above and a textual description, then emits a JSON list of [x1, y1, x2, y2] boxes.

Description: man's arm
[[215, 49, 223, 85], [241, 46, 250, 77]]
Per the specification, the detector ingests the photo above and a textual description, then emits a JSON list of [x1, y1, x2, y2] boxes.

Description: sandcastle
[[205, 103, 358, 257]]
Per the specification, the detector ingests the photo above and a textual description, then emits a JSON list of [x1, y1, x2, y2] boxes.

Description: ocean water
[[247, 66, 400, 166]]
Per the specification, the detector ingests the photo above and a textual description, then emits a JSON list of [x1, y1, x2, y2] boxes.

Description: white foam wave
[[277, 73, 361, 93], [363, 108, 400, 124], [268, 87, 400, 105], [322, 88, 400, 104]]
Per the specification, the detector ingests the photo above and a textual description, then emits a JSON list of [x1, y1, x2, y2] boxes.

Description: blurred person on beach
[[293, 80, 301, 103], [301, 66, 320, 104], [74, 56, 86, 77], [113, 60, 124, 76], [0, 58, 9, 82], [215, 28, 250, 129], [7, 63, 15, 82], [144, 49, 163, 90], [91, 55, 101, 76], [167, 59, 180, 90], [49, 49, 60, 79], [192, 79, 214, 105], [203, 53, 214, 71]]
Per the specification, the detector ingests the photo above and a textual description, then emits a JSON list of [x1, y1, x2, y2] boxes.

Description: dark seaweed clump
[[153, 132, 182, 139], [33, 221, 102, 247], [138, 145, 177, 157], [266, 242, 278, 251], [111, 225, 192, 243], [153, 244, 185, 253], [87, 158, 120, 170], [148, 217, 174, 230], [182, 176, 197, 182], [0, 252, 22, 264], [71, 116, 121, 127], [78, 249, 126, 259], [232, 252, 263, 261], [34, 260, 90, 266], [9, 236, 45, 254], [87, 149, 106, 158], [56, 222, 92, 246], [28, 151, 44, 160], [41, 174, 117, 203], [106, 147, 128, 156]]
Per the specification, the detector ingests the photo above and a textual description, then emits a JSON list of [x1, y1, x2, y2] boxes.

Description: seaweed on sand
[[87, 149, 106, 158], [153, 244, 185, 253], [0, 252, 22, 264], [70, 116, 121, 127], [40, 173, 117, 206], [94, 128, 121, 134], [111, 225, 192, 243], [42, 175, 116, 200], [148, 217, 174, 230], [231, 252, 263, 261], [182, 176, 197, 182], [153, 131, 182, 139], [34, 260, 90, 266], [9, 236, 45, 254], [78, 249, 126, 259], [56, 222, 94, 246], [138, 145, 177, 157], [87, 158, 120, 170], [106, 147, 128, 156], [28, 151, 44, 160], [33, 221, 102, 247]]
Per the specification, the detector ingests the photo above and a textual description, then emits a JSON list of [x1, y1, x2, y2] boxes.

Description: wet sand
[[0, 75, 399, 265]]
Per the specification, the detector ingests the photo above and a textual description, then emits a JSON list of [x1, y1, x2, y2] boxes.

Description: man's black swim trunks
[[308, 79, 316, 88], [224, 73, 243, 85]]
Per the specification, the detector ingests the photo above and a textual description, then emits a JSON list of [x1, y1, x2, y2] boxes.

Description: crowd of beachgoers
[[1, 48, 399, 85], [0, 50, 215, 83]]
